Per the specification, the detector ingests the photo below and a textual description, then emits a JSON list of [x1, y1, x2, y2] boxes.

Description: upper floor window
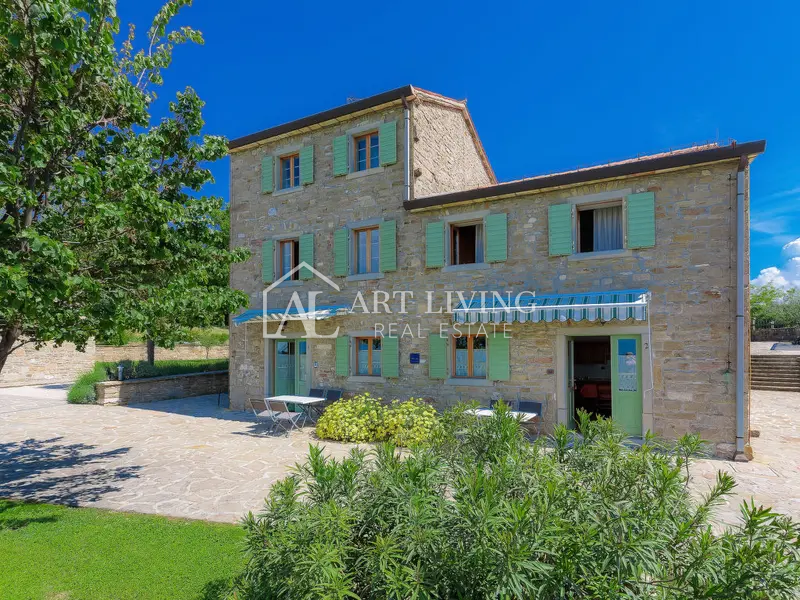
[[279, 238, 299, 279], [354, 132, 379, 172], [280, 154, 300, 189], [453, 334, 487, 379], [577, 203, 623, 253], [354, 226, 380, 274], [356, 337, 381, 376], [451, 222, 484, 265]]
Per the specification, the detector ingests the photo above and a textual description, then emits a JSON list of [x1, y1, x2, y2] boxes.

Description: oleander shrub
[[315, 394, 439, 446], [235, 404, 800, 599]]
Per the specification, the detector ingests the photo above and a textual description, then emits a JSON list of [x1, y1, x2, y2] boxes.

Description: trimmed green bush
[[235, 405, 800, 599], [315, 394, 439, 446], [67, 359, 228, 404]]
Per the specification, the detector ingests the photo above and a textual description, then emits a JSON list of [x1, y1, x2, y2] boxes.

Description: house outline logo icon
[[262, 262, 341, 339]]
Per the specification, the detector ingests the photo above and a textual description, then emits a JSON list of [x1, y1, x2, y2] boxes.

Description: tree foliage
[[0, 0, 248, 374], [751, 284, 800, 328], [235, 405, 800, 599]]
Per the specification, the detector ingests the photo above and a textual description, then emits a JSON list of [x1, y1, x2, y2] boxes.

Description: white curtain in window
[[594, 206, 623, 251], [475, 224, 485, 263]]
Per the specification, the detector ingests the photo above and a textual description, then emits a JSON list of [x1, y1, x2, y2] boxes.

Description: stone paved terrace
[[0, 385, 798, 526]]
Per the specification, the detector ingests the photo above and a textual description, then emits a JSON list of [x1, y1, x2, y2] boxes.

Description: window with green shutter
[[426, 221, 444, 268], [485, 213, 508, 262], [333, 135, 348, 176], [625, 192, 656, 249], [428, 334, 447, 379], [333, 229, 349, 276], [488, 334, 510, 381], [335, 336, 349, 376], [381, 336, 399, 378], [548, 203, 573, 256], [299, 145, 314, 185], [261, 156, 273, 194], [299, 233, 314, 279], [379, 220, 397, 272], [261, 240, 274, 283], [379, 121, 397, 166]]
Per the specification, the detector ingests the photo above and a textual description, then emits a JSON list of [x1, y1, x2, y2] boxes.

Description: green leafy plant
[[315, 394, 440, 446], [235, 405, 800, 599], [185, 327, 229, 358]]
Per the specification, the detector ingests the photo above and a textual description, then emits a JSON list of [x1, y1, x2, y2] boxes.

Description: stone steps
[[750, 355, 800, 391]]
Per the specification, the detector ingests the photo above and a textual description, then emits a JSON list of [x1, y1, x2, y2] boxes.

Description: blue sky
[[120, 0, 800, 286]]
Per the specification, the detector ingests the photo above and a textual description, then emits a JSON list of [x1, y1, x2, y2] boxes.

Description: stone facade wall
[[411, 98, 493, 197], [95, 370, 228, 406], [0, 339, 96, 387], [96, 343, 229, 363], [229, 103, 748, 457]]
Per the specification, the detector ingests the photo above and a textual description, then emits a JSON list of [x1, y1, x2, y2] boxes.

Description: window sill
[[272, 185, 304, 197], [445, 378, 493, 387], [568, 249, 632, 261], [442, 262, 491, 274], [346, 272, 384, 282], [346, 166, 385, 180], [276, 279, 304, 288], [348, 375, 386, 384]]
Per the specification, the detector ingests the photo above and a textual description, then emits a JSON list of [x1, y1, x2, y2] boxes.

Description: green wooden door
[[273, 339, 308, 396], [610, 334, 643, 437]]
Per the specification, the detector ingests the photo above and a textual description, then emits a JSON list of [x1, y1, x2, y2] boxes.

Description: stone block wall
[[95, 370, 228, 406], [95, 343, 229, 363], [0, 339, 96, 388]]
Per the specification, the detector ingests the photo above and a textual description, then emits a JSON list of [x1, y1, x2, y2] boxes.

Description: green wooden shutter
[[261, 240, 274, 283], [333, 135, 348, 176], [335, 336, 349, 376], [626, 192, 656, 249], [333, 228, 349, 276], [379, 220, 397, 272], [548, 203, 573, 256], [488, 334, 510, 381], [485, 213, 508, 262], [428, 334, 447, 379], [379, 121, 397, 166], [299, 233, 314, 279], [300, 146, 314, 185], [426, 221, 444, 268], [261, 156, 273, 193], [381, 336, 399, 378]]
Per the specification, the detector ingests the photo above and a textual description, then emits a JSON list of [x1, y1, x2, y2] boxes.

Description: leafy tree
[[234, 405, 800, 599], [0, 0, 247, 374], [751, 285, 800, 328]]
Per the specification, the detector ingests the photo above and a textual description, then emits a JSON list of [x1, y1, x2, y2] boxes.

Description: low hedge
[[315, 394, 439, 446], [67, 359, 228, 404]]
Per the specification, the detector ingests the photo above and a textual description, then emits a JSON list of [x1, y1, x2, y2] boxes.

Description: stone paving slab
[[0, 386, 798, 527]]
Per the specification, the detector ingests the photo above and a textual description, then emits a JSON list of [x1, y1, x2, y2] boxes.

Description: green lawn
[[0, 500, 245, 600]]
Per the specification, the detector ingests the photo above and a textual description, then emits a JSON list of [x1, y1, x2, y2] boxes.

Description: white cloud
[[751, 239, 800, 289]]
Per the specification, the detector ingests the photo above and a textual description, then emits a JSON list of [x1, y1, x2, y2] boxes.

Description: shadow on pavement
[[0, 437, 140, 505]]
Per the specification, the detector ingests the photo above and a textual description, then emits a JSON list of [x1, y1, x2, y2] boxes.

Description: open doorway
[[571, 336, 612, 421]]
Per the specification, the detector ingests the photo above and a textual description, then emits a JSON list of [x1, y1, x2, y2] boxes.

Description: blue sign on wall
[[410, 353, 420, 364]]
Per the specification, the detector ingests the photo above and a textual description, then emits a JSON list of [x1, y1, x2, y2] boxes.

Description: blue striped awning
[[453, 289, 649, 324], [233, 304, 351, 326]]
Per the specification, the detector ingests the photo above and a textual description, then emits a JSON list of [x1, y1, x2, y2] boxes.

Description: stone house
[[228, 85, 765, 459]]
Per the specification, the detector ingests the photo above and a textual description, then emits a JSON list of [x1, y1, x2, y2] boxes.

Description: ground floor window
[[356, 337, 381, 376], [453, 334, 486, 378]]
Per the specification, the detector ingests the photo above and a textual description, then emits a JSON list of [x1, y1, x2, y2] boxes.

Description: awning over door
[[232, 304, 351, 326], [453, 289, 649, 324]]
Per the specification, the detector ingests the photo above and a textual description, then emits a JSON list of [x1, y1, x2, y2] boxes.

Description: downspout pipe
[[402, 97, 411, 203], [735, 160, 747, 458]]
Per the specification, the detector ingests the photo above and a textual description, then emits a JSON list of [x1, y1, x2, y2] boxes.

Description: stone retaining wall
[[0, 340, 96, 388], [751, 327, 800, 342], [96, 343, 229, 363], [95, 370, 228, 406]]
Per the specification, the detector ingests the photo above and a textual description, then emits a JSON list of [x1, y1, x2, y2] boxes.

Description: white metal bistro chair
[[249, 398, 277, 432], [267, 399, 307, 435]]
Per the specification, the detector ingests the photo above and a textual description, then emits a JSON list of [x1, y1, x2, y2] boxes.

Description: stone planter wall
[[95, 370, 228, 406]]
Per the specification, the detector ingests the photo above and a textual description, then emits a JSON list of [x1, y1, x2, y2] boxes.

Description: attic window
[[578, 204, 623, 253]]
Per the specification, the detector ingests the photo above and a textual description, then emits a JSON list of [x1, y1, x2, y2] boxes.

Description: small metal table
[[266, 395, 327, 421], [465, 407, 539, 423]]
